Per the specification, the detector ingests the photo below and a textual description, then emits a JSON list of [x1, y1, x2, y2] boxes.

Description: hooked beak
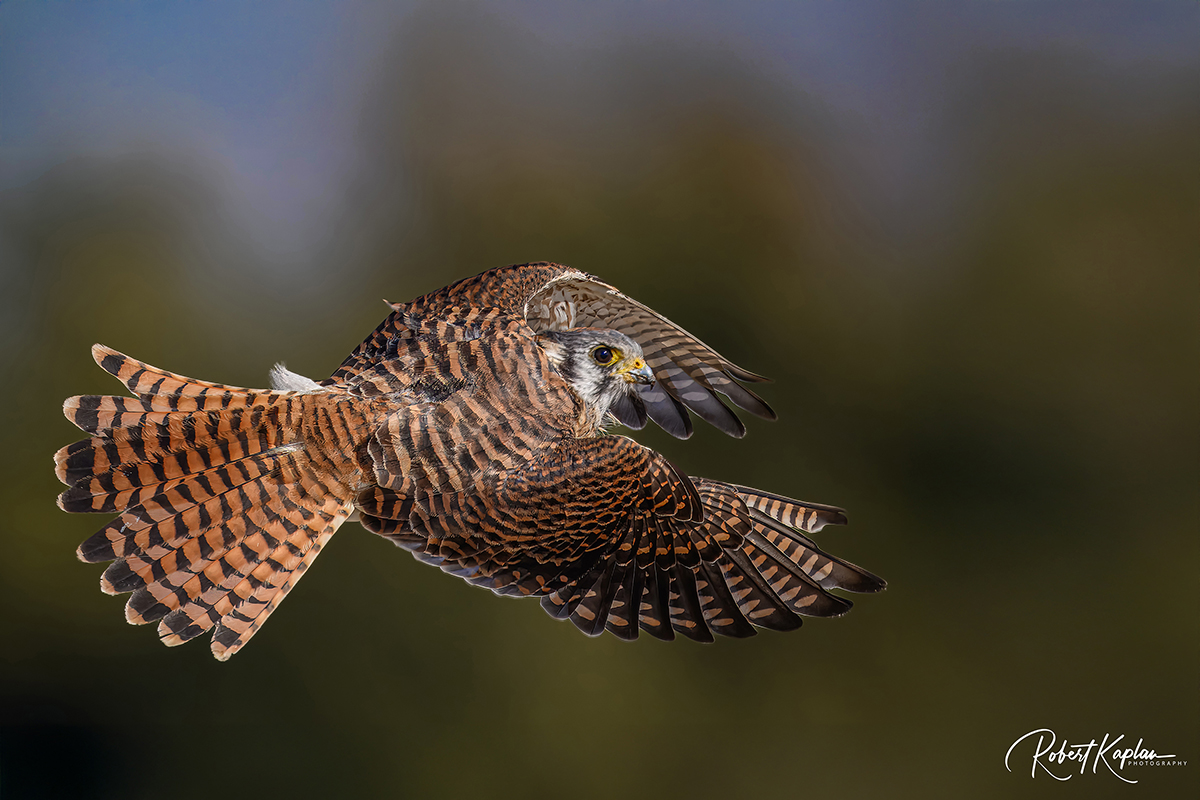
[[618, 358, 655, 386]]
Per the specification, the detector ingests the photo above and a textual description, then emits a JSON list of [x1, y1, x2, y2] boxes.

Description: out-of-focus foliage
[[1, 5, 1196, 798]]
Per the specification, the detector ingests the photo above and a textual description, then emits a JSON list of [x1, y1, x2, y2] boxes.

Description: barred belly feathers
[[56, 262, 885, 659]]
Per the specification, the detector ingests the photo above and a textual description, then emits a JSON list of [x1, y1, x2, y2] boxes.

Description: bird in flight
[[56, 262, 884, 660]]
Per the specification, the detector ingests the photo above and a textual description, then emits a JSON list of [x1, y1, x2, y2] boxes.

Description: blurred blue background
[[1, 2, 1196, 797]]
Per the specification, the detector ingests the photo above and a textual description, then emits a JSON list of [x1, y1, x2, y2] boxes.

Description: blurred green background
[[1, 2, 1196, 798]]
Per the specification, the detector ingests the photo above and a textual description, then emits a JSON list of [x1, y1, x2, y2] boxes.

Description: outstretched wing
[[356, 434, 884, 641], [358, 435, 704, 595], [329, 263, 775, 439]]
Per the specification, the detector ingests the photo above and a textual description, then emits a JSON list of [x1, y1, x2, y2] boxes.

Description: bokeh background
[[1, 2, 1196, 797]]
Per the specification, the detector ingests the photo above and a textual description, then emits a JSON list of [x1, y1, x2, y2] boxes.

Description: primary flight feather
[[56, 262, 884, 659]]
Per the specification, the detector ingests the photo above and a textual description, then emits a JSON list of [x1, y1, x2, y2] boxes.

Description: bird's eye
[[591, 346, 615, 365]]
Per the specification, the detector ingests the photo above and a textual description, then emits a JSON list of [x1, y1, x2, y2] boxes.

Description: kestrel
[[56, 262, 884, 659]]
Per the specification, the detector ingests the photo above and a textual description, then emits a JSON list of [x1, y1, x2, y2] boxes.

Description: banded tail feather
[[57, 345, 355, 660]]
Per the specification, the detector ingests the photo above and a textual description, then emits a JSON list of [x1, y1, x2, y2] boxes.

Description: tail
[[56, 345, 354, 660]]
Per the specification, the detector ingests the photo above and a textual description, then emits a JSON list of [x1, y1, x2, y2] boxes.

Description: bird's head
[[537, 328, 654, 428]]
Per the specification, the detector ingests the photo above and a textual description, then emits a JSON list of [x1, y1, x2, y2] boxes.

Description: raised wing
[[523, 267, 776, 439], [356, 434, 883, 641], [330, 263, 775, 439]]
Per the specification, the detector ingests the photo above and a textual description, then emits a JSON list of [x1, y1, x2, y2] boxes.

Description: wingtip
[[659, 421, 694, 440], [804, 592, 855, 618], [837, 562, 887, 594], [859, 571, 888, 593], [818, 509, 849, 529], [727, 365, 772, 384]]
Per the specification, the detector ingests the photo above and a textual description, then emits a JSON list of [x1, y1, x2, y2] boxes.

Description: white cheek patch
[[573, 367, 605, 408]]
